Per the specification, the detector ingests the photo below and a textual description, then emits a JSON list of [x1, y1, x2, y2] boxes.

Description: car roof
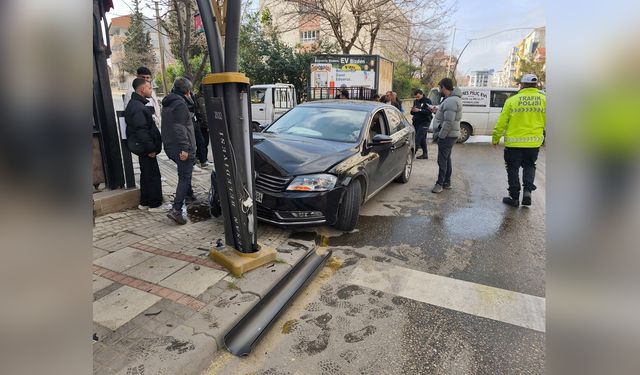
[[297, 100, 394, 113], [251, 83, 295, 88]]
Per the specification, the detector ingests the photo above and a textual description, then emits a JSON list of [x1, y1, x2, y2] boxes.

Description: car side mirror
[[369, 134, 393, 151]]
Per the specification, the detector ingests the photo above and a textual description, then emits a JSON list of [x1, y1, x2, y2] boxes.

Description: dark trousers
[[194, 125, 209, 164], [169, 155, 195, 211], [413, 124, 428, 155], [504, 147, 540, 198], [436, 137, 456, 186], [138, 155, 163, 208]]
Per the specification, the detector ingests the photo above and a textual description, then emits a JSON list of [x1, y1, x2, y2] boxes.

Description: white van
[[250, 84, 297, 130], [428, 87, 519, 143]]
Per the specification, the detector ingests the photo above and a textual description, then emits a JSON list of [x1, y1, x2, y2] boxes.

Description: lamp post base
[[209, 244, 277, 277]]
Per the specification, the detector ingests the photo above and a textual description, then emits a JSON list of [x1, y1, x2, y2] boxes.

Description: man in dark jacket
[[410, 89, 433, 159], [124, 78, 164, 211], [161, 77, 197, 225], [193, 86, 211, 167]]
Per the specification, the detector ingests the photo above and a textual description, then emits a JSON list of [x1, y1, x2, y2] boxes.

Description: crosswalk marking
[[350, 260, 545, 332]]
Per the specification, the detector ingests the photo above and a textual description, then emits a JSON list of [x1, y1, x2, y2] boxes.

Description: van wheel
[[252, 122, 262, 132], [458, 123, 472, 143], [335, 180, 361, 231]]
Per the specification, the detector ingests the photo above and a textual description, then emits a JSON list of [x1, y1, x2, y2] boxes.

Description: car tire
[[252, 122, 262, 132], [458, 123, 472, 143], [395, 150, 413, 183], [335, 179, 362, 231]]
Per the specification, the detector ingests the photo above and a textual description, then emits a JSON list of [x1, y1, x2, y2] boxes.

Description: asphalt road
[[206, 138, 546, 375]]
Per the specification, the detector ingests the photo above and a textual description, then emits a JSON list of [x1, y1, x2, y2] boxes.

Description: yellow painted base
[[209, 244, 277, 277]]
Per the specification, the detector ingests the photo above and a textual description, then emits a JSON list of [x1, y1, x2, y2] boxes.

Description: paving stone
[[147, 299, 198, 321], [94, 232, 146, 252], [93, 344, 122, 367], [94, 283, 123, 302], [93, 247, 111, 260], [225, 262, 292, 298], [116, 325, 217, 375], [93, 275, 114, 294], [183, 288, 260, 347], [93, 286, 162, 330], [94, 247, 155, 273], [93, 323, 113, 345], [122, 255, 189, 284], [159, 264, 227, 297], [275, 240, 314, 266]]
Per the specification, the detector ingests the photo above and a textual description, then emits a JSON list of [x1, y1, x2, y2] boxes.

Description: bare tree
[[271, 0, 451, 55], [152, 0, 209, 85]]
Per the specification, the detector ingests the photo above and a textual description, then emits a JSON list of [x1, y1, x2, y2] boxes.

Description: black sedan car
[[252, 100, 415, 231]]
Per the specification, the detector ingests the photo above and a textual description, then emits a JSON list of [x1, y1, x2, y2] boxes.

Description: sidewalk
[[92, 153, 312, 374]]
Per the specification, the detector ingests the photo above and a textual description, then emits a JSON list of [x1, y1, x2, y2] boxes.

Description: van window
[[385, 108, 405, 134], [490, 90, 515, 108], [251, 88, 266, 104], [273, 87, 291, 109]]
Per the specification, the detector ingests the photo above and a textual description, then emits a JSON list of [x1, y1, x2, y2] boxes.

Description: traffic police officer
[[492, 74, 546, 207]]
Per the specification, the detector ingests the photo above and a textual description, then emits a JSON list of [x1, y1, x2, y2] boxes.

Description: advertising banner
[[310, 55, 378, 89], [460, 89, 489, 107]]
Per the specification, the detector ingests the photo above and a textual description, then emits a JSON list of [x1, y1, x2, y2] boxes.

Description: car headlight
[[286, 174, 337, 192]]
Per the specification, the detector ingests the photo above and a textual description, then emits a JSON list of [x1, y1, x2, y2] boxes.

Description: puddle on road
[[289, 216, 432, 248], [443, 207, 504, 239], [288, 207, 511, 248]]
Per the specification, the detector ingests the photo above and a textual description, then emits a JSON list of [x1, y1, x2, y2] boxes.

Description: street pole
[[452, 27, 539, 85], [193, 1, 332, 356], [196, 0, 258, 254], [446, 26, 456, 78], [154, 1, 168, 95]]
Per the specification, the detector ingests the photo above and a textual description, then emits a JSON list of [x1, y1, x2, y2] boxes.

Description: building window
[[300, 30, 319, 43]]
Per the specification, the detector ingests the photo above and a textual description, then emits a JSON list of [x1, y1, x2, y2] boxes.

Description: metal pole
[[196, 0, 257, 253], [446, 26, 456, 78], [154, 1, 168, 95], [224, 0, 241, 71], [196, 0, 224, 74]]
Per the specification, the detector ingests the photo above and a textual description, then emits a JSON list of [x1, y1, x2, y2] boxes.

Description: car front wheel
[[334, 179, 362, 231]]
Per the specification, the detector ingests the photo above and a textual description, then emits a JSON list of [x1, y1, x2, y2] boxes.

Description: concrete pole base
[[209, 244, 277, 277]]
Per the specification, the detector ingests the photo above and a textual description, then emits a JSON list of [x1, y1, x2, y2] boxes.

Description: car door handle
[[259, 108, 264, 111]]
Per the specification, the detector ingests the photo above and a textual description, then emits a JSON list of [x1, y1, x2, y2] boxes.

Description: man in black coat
[[410, 89, 433, 159], [124, 78, 164, 211], [161, 77, 197, 225]]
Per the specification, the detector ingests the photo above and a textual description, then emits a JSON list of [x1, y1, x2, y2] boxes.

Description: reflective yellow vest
[[492, 88, 546, 147]]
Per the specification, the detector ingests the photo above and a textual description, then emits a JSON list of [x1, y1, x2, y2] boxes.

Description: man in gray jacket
[[431, 78, 463, 193], [161, 77, 197, 224]]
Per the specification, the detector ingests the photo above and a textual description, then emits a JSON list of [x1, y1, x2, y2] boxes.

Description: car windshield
[[264, 106, 367, 143]]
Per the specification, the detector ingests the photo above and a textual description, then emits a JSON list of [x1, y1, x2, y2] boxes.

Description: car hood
[[253, 133, 357, 177]]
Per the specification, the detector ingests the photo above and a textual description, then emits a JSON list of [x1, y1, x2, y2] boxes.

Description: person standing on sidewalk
[[410, 89, 433, 159], [124, 66, 162, 127], [492, 74, 546, 207], [161, 77, 197, 225], [124, 78, 164, 211], [431, 78, 463, 193], [194, 86, 211, 167]]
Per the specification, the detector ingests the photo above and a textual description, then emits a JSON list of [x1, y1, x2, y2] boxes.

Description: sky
[[446, 0, 544, 74], [107, 0, 544, 75]]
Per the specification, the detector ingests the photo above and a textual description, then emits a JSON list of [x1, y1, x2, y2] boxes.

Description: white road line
[[350, 260, 545, 332]]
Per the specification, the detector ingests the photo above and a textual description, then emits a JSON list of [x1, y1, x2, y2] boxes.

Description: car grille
[[256, 204, 277, 220], [255, 173, 291, 193]]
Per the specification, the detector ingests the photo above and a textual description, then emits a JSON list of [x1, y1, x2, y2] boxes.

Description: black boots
[[522, 191, 532, 206], [503, 191, 532, 207], [502, 195, 520, 207]]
